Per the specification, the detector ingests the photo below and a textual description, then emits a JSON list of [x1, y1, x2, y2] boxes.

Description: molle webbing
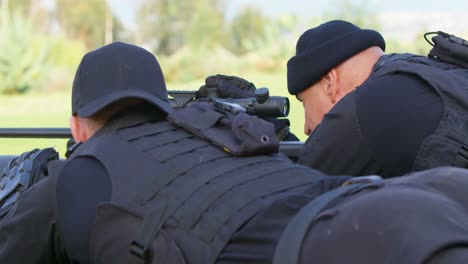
[[117, 121, 176, 141], [119, 122, 316, 263], [194, 166, 320, 242], [135, 146, 229, 204], [79, 121, 322, 263], [146, 138, 211, 162], [130, 128, 194, 152], [173, 159, 303, 229]]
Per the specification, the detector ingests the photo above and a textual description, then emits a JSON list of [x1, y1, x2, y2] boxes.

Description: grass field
[[0, 72, 306, 157]]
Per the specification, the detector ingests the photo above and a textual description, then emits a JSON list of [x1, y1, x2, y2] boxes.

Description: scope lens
[[281, 98, 290, 117]]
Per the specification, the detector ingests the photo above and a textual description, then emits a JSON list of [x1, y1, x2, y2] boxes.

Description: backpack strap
[[273, 175, 384, 264]]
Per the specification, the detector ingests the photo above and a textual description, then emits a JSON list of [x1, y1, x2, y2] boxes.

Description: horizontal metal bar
[[0, 128, 71, 138]]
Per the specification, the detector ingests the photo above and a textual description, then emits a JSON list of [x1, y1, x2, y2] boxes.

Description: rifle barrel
[[0, 128, 71, 138]]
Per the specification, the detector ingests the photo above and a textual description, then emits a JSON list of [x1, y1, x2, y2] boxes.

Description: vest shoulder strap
[[273, 176, 384, 264]]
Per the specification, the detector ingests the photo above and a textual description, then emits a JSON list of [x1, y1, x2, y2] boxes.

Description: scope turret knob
[[255, 87, 269, 104]]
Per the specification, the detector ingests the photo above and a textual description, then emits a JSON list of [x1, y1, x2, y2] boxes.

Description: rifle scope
[[168, 87, 290, 117]]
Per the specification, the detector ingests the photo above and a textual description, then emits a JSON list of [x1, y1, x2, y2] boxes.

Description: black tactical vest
[[368, 54, 468, 171], [67, 110, 332, 264]]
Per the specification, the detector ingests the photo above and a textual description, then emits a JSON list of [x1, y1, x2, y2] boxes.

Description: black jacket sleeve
[[56, 156, 112, 264], [0, 172, 68, 264]]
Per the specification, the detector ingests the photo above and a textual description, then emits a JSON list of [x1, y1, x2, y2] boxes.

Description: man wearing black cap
[[287, 20, 468, 178], [0, 41, 350, 263]]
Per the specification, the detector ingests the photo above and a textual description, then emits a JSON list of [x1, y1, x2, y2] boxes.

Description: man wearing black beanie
[[287, 20, 468, 178]]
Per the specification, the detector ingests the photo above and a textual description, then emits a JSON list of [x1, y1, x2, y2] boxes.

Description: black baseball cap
[[72, 42, 173, 117]]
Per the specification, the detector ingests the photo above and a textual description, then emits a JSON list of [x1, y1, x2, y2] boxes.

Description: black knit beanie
[[287, 20, 386, 95]]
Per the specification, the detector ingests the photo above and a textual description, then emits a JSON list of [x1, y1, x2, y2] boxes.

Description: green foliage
[[384, 33, 432, 56], [319, 0, 381, 30], [137, 0, 226, 55], [0, 91, 70, 155], [185, 0, 227, 49], [0, 8, 50, 94], [55, 0, 122, 49], [161, 45, 243, 82], [228, 6, 270, 54], [48, 35, 87, 68], [5, 0, 31, 15], [239, 14, 298, 71], [137, 0, 195, 55]]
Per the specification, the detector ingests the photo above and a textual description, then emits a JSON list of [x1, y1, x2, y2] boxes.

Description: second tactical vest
[[368, 53, 468, 171], [67, 110, 339, 264]]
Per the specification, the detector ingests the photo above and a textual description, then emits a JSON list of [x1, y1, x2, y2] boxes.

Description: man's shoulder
[[356, 71, 434, 101]]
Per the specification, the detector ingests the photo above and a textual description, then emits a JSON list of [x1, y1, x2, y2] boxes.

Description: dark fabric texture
[[299, 72, 443, 178], [356, 73, 443, 176], [199, 74, 257, 99], [367, 54, 468, 171], [64, 109, 335, 264], [56, 157, 112, 264], [298, 167, 468, 264], [72, 42, 172, 117], [0, 168, 67, 264], [168, 102, 279, 156], [217, 176, 349, 264], [287, 20, 385, 95], [299, 90, 382, 176]]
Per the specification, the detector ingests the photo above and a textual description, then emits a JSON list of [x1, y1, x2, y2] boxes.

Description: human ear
[[70, 115, 87, 143], [322, 69, 339, 104]]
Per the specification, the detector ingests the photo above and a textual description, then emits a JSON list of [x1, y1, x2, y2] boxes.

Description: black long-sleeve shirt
[[299, 73, 444, 178]]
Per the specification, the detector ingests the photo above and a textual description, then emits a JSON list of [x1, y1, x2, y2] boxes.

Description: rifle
[[169, 87, 290, 118], [0, 88, 302, 159], [0, 128, 304, 160]]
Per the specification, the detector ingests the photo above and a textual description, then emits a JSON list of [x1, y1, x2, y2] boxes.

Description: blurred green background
[[1, 0, 466, 157]]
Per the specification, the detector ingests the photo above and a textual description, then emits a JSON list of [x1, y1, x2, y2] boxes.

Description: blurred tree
[[3, 0, 51, 32], [136, 0, 226, 55], [2, 0, 30, 14], [185, 0, 227, 50], [228, 6, 270, 54], [0, 7, 50, 94], [239, 14, 299, 71], [55, 0, 123, 49], [137, 0, 194, 55], [320, 0, 381, 30]]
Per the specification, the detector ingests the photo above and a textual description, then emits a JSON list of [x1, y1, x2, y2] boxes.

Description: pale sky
[[109, 0, 468, 28]]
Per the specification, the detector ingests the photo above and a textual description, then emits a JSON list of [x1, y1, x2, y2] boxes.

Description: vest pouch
[[428, 33, 468, 68], [168, 101, 279, 156], [91, 203, 185, 264]]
